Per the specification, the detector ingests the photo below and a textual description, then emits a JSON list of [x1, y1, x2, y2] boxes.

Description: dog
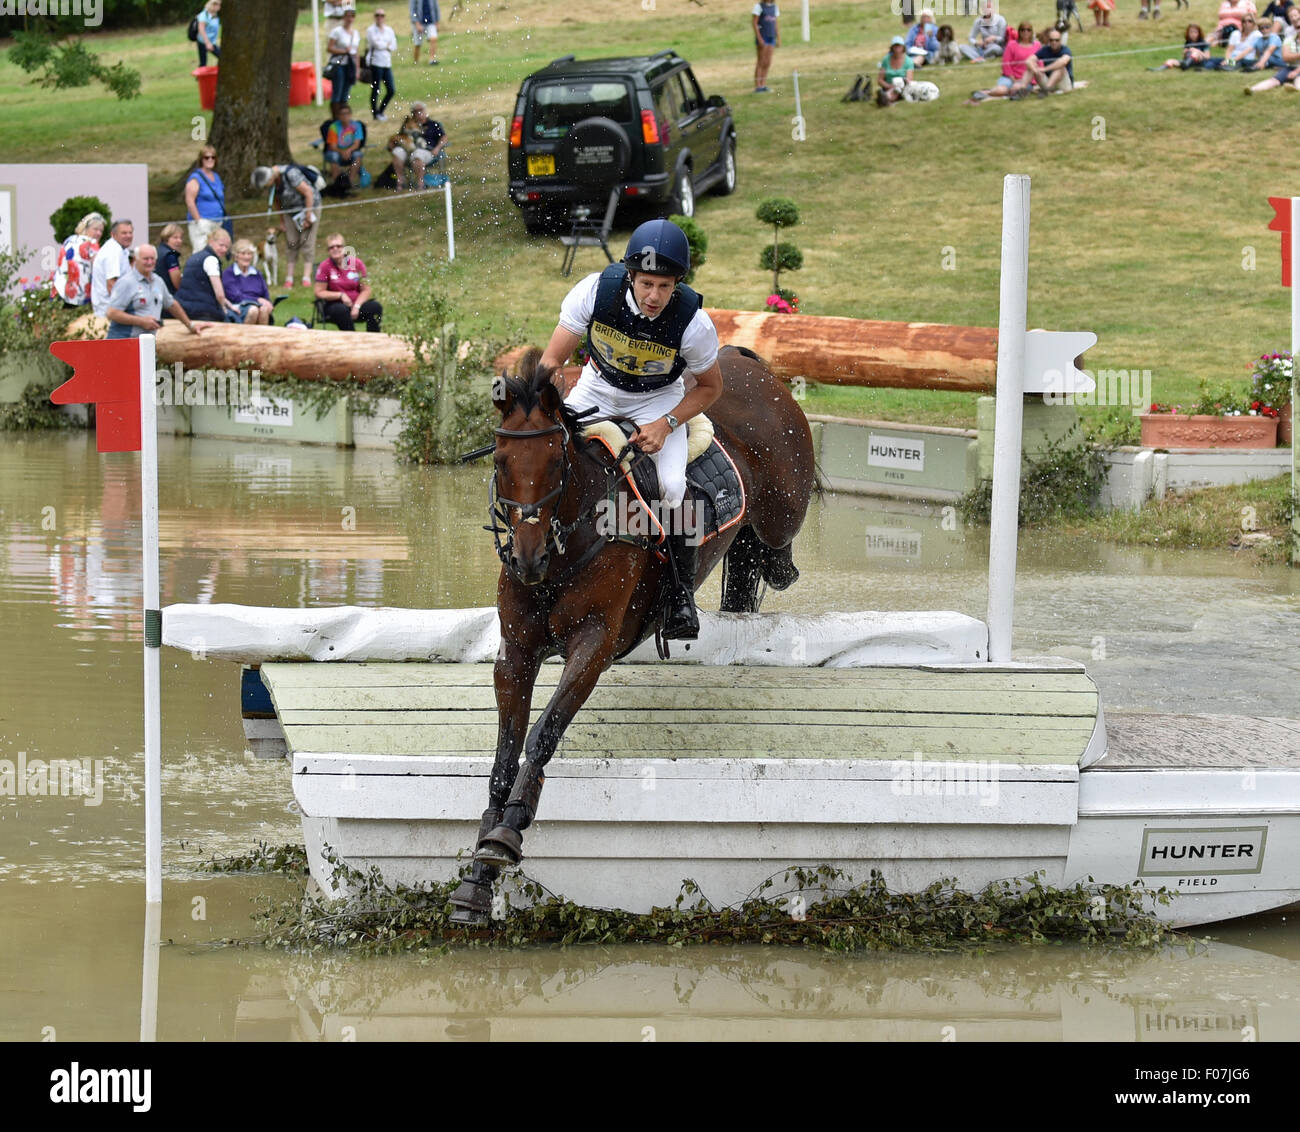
[[257, 227, 279, 287], [1056, 0, 1084, 34]]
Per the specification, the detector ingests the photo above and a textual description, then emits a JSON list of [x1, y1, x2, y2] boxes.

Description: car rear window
[[528, 80, 634, 139]]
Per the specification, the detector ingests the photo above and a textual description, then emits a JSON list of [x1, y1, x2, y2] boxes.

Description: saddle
[[582, 417, 746, 551]]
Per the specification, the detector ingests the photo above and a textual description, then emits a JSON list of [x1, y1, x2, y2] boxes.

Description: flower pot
[[1139, 413, 1278, 449]]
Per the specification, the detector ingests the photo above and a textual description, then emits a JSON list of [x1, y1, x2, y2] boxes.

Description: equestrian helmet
[[623, 219, 691, 278]]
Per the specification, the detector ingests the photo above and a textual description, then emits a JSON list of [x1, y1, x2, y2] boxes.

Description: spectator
[[325, 105, 367, 187], [1245, 15, 1299, 85], [1213, 0, 1258, 44], [1088, 0, 1114, 29], [388, 100, 447, 188], [314, 234, 383, 332], [960, 3, 1007, 60], [221, 240, 275, 324], [876, 37, 915, 105], [969, 22, 1039, 100], [366, 8, 399, 121], [90, 218, 134, 319], [52, 212, 104, 309], [1211, 13, 1265, 63], [324, 0, 357, 35], [252, 164, 320, 289], [410, 0, 440, 64], [1263, 0, 1295, 20], [195, 0, 221, 66], [752, 2, 779, 92], [173, 228, 240, 322], [326, 8, 361, 118], [184, 145, 228, 253], [157, 224, 186, 315], [935, 25, 962, 64], [1027, 26, 1074, 91], [1157, 23, 1213, 67], [906, 9, 940, 63], [106, 244, 201, 339]]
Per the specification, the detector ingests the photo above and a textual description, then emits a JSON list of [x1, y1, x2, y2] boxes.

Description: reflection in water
[[2, 433, 1299, 1041]]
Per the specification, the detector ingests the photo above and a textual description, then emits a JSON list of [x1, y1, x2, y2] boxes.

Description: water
[[2, 432, 1298, 1041]]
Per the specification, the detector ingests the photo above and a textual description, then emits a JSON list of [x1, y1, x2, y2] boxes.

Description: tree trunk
[[210, 0, 299, 197]]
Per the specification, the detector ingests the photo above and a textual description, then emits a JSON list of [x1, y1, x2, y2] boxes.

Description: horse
[[448, 345, 816, 924]]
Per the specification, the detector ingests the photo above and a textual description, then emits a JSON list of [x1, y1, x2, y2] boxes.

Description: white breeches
[[565, 368, 687, 509]]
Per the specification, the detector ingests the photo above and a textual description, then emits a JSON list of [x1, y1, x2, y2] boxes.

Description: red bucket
[[192, 65, 219, 110]]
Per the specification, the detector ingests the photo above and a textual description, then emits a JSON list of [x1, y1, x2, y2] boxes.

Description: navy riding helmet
[[622, 218, 691, 278]]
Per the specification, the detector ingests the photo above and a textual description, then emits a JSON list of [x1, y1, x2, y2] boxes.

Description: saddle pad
[[582, 418, 745, 548]]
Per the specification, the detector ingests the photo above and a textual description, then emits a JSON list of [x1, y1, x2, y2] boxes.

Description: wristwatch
[[665, 413, 680, 432]]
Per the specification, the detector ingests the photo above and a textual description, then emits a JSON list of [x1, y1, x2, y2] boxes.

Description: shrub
[[50, 196, 113, 244], [667, 213, 707, 285]]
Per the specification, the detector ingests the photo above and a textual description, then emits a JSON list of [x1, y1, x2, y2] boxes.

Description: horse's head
[[490, 349, 576, 585]]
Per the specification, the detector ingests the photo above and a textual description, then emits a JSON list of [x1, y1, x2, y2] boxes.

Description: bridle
[[463, 404, 606, 584]]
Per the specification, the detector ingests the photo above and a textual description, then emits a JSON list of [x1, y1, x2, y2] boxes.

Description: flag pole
[[140, 334, 162, 905], [1292, 198, 1298, 567]]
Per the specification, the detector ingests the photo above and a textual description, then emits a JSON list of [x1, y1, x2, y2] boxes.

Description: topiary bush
[[756, 198, 802, 304], [50, 195, 113, 244], [667, 213, 707, 285]]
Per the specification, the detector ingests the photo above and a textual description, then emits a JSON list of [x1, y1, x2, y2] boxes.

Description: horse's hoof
[[449, 904, 490, 927], [449, 877, 492, 912], [474, 824, 523, 867]]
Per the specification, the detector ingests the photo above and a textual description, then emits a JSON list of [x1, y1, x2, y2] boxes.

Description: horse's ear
[[491, 373, 512, 415], [538, 377, 563, 414]]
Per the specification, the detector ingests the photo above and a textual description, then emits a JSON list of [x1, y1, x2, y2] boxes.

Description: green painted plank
[[271, 688, 1096, 717], [277, 708, 1096, 730], [281, 723, 1091, 760], [260, 663, 1095, 694]]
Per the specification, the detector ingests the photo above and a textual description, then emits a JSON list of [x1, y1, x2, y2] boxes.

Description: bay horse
[[449, 345, 816, 924]]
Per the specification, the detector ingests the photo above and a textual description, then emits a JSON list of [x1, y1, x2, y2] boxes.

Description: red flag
[[48, 339, 143, 453], [1267, 196, 1293, 288]]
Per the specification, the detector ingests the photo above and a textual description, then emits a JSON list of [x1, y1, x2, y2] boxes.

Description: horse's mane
[[499, 346, 585, 432]]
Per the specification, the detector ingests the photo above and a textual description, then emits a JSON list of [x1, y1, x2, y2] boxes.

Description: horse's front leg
[[449, 637, 540, 924], [475, 622, 619, 868]]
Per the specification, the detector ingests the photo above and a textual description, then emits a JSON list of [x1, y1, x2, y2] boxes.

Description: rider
[[539, 218, 722, 640]]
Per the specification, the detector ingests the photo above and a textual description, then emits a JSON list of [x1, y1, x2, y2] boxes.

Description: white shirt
[[365, 24, 398, 66], [328, 25, 359, 60], [90, 240, 130, 317], [558, 271, 719, 379]]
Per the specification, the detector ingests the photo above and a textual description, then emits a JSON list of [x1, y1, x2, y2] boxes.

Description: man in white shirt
[[90, 219, 133, 318], [538, 218, 721, 640]]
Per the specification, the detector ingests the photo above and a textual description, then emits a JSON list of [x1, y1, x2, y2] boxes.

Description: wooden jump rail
[[139, 312, 1000, 391]]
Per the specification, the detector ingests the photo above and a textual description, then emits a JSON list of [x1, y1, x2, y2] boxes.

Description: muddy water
[[2, 432, 1298, 1041]]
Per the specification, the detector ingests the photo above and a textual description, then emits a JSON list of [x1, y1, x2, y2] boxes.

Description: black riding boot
[[663, 532, 699, 640]]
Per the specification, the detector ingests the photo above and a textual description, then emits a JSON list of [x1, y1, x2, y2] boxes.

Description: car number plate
[[527, 155, 555, 176]]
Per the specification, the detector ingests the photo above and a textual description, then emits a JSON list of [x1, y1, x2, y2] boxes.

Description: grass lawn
[[2, 0, 1295, 431]]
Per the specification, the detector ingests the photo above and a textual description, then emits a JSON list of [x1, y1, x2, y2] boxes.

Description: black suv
[[507, 50, 737, 235]]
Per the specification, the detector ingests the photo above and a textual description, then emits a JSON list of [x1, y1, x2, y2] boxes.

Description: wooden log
[[153, 322, 417, 382], [703, 310, 998, 392], [500, 311, 999, 392]]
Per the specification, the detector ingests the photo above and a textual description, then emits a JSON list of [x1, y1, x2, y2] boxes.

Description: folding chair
[[559, 186, 620, 277]]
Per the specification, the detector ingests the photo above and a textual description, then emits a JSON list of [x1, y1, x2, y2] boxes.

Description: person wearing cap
[[537, 218, 721, 640], [251, 164, 319, 289], [959, 2, 1008, 60], [877, 37, 916, 103]]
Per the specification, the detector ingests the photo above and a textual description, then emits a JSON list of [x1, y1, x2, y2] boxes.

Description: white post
[[444, 180, 456, 261], [139, 334, 162, 904], [801, 0, 810, 41], [312, 0, 324, 107], [1292, 198, 1299, 566], [140, 902, 161, 1042], [987, 175, 1030, 663]]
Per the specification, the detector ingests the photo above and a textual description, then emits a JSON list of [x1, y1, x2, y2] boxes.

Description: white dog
[[256, 227, 279, 287]]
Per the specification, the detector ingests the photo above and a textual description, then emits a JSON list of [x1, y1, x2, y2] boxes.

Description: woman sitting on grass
[[967, 22, 1039, 101], [1212, 0, 1258, 45], [1157, 23, 1213, 68], [876, 37, 915, 105], [1245, 14, 1300, 88]]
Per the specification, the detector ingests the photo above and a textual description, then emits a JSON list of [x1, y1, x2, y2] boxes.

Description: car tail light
[[641, 110, 660, 145], [526, 192, 541, 201], [509, 116, 523, 147], [624, 186, 641, 196]]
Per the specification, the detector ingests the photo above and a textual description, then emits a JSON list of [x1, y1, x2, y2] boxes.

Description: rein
[[462, 404, 615, 585]]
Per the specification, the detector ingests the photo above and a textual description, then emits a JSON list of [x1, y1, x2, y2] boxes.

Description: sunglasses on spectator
[[328, 243, 345, 250], [202, 153, 216, 161]]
